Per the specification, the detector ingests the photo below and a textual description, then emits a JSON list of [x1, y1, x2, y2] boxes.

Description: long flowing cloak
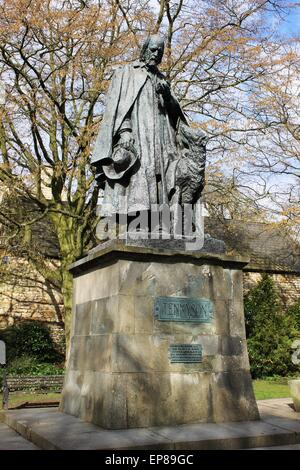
[[92, 62, 187, 216]]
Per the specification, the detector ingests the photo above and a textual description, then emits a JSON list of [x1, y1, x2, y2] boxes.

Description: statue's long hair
[[140, 35, 165, 63]]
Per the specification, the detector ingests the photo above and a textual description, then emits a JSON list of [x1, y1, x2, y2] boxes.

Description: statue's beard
[[142, 50, 162, 67]]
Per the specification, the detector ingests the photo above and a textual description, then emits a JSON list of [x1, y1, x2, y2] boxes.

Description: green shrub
[[6, 356, 64, 376], [0, 355, 64, 389], [244, 274, 300, 379], [287, 301, 300, 329], [0, 321, 64, 364]]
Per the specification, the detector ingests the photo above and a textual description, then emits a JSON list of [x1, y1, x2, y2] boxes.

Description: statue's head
[[140, 35, 165, 66]]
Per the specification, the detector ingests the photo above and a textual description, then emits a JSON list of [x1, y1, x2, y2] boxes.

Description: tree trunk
[[51, 213, 80, 356], [61, 263, 73, 360]]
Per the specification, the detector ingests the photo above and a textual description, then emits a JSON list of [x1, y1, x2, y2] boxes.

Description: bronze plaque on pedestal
[[154, 296, 213, 323], [169, 344, 203, 363]]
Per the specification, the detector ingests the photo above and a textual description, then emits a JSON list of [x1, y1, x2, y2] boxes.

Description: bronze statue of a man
[[92, 35, 206, 224]]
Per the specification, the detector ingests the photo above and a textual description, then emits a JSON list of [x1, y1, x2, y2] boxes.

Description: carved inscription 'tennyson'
[[154, 296, 213, 323]]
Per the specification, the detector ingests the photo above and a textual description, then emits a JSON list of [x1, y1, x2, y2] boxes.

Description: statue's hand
[[118, 132, 135, 149], [156, 80, 171, 101]]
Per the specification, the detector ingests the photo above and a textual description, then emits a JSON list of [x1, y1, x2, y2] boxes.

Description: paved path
[[0, 422, 39, 450]]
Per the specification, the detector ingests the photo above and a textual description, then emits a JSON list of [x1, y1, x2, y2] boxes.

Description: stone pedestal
[[60, 241, 259, 429]]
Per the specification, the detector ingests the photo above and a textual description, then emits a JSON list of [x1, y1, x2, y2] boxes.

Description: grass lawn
[[0, 391, 61, 409], [252, 379, 291, 400], [0, 379, 293, 408]]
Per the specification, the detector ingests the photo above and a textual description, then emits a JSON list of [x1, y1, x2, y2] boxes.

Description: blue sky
[[276, 2, 300, 36]]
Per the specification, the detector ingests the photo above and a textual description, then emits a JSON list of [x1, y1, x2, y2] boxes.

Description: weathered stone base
[[60, 241, 259, 429], [61, 370, 258, 429]]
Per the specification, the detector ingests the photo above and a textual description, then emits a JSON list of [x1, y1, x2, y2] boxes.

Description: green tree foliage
[[0, 321, 64, 364], [287, 301, 300, 330], [4, 356, 64, 376], [244, 274, 300, 378]]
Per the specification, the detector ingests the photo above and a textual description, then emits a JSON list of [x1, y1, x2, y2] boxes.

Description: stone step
[[251, 444, 300, 450], [1, 398, 300, 450], [0, 422, 39, 450]]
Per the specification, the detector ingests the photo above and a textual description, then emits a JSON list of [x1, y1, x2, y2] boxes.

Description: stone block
[[209, 266, 233, 301], [119, 260, 154, 296], [170, 265, 211, 299], [62, 371, 128, 429], [199, 335, 219, 356], [111, 334, 155, 373], [231, 269, 244, 302], [134, 295, 154, 334], [91, 295, 134, 334], [74, 301, 92, 336], [126, 372, 212, 428], [78, 371, 95, 422], [211, 352, 250, 372], [91, 297, 117, 334], [228, 300, 246, 337], [212, 300, 230, 335], [74, 262, 120, 304], [68, 335, 91, 370], [89, 335, 112, 371], [210, 371, 259, 422], [220, 336, 243, 356], [92, 373, 128, 429], [151, 263, 190, 297], [69, 334, 112, 372], [60, 370, 84, 417]]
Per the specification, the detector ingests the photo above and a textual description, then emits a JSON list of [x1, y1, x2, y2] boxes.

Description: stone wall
[[243, 272, 300, 307], [5, 375, 64, 392], [0, 254, 65, 351]]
